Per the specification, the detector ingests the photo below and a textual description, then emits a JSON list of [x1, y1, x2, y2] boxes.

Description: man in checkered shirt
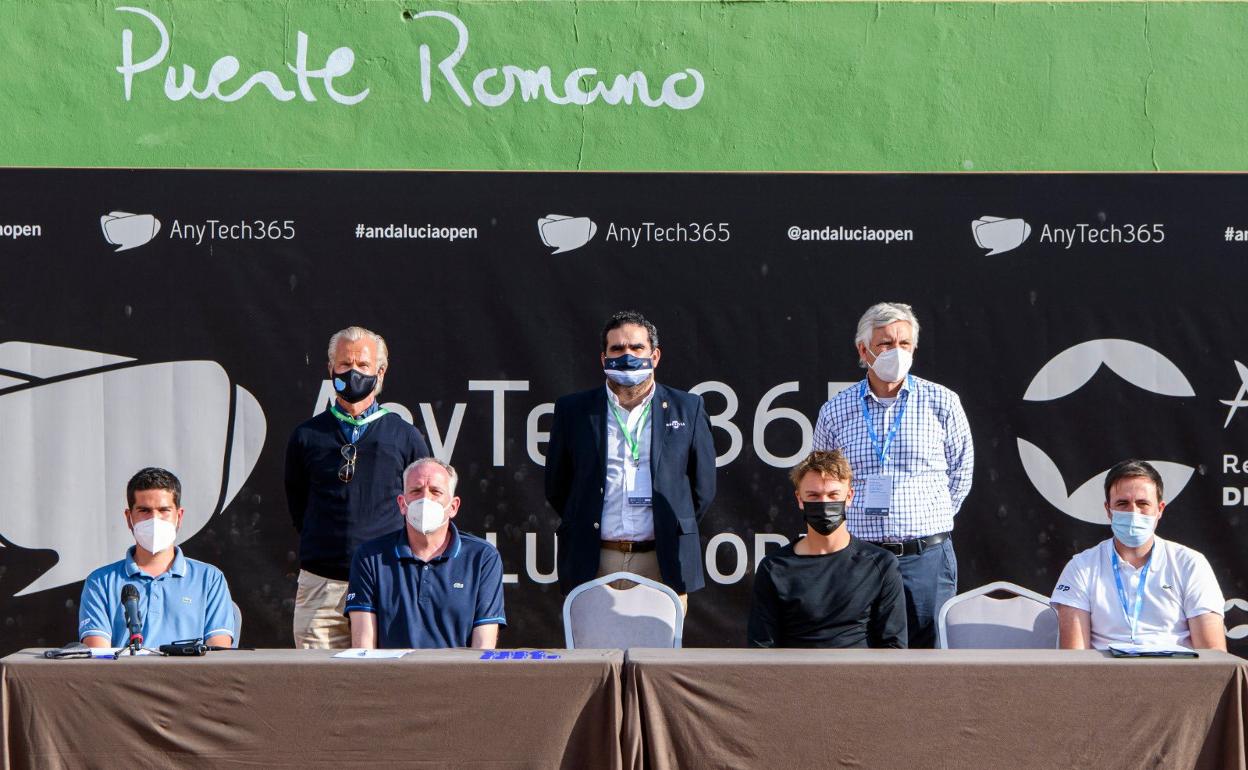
[[812, 302, 974, 648]]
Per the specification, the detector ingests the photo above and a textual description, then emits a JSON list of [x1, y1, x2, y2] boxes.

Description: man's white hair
[[402, 458, 458, 497], [327, 326, 389, 370], [854, 302, 921, 350]]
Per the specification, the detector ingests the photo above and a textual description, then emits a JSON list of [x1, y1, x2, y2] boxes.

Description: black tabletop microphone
[[121, 584, 143, 648]]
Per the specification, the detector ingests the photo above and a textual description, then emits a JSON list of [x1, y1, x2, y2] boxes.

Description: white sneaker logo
[[538, 214, 597, 254], [101, 211, 161, 251], [972, 216, 1031, 255]]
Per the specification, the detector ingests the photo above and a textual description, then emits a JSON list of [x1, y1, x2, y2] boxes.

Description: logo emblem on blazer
[[453, 582, 465, 589], [666, 420, 686, 430]]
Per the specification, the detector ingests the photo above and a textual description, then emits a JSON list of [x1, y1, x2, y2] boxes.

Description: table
[[622, 648, 1248, 770], [0, 648, 624, 770]]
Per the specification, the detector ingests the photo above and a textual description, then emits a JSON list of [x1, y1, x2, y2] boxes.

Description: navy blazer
[[545, 382, 717, 594]]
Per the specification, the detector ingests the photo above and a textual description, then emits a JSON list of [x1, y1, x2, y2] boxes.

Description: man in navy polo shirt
[[346, 458, 505, 649], [79, 467, 235, 648]]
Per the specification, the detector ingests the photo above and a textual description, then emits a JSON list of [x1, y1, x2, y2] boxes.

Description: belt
[[600, 539, 656, 553], [868, 531, 950, 557]]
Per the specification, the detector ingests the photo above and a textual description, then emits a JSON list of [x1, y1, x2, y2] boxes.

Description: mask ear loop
[[863, 346, 882, 371]]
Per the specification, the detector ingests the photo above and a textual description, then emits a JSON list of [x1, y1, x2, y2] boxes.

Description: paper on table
[[1108, 642, 1198, 658], [332, 648, 412, 659]]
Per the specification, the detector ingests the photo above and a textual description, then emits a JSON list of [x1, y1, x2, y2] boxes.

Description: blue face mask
[[1110, 510, 1157, 548], [603, 353, 654, 386]]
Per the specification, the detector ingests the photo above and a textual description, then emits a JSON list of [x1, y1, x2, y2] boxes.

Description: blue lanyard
[[1111, 549, 1152, 643], [858, 378, 909, 471]]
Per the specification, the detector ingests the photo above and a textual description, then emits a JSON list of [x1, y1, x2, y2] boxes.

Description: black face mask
[[333, 368, 378, 404], [802, 501, 846, 536]]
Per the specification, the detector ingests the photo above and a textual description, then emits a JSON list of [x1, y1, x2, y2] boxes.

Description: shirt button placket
[[148, 580, 163, 625]]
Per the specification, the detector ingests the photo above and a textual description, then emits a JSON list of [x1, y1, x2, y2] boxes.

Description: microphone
[[121, 584, 143, 649]]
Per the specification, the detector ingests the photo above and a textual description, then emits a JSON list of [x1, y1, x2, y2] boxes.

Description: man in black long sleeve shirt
[[749, 450, 907, 648], [285, 326, 429, 648]]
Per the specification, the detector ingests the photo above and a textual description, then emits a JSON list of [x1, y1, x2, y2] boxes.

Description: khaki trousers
[[292, 569, 351, 649], [596, 547, 688, 614]]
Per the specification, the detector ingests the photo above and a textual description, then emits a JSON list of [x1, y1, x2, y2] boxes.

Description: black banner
[[1, 170, 1245, 653]]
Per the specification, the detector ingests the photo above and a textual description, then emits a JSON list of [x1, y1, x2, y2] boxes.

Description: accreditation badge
[[862, 474, 893, 516], [626, 461, 653, 506]]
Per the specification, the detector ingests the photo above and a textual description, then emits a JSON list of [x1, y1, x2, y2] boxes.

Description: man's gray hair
[[854, 302, 921, 350], [327, 326, 389, 370], [402, 457, 458, 497]]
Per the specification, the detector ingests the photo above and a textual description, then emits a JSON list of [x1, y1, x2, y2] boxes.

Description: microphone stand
[[113, 632, 146, 659]]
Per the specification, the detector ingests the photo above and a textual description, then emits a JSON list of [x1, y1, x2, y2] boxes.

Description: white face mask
[[868, 347, 913, 383], [132, 518, 178, 554], [405, 498, 447, 534]]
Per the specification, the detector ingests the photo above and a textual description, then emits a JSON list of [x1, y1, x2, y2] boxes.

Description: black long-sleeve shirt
[[748, 536, 907, 648], [285, 410, 429, 581]]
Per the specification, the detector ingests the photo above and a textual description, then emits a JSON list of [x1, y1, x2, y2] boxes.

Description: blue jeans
[[896, 537, 957, 649]]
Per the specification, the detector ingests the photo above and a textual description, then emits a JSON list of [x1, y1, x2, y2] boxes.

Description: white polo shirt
[[1050, 536, 1224, 649]]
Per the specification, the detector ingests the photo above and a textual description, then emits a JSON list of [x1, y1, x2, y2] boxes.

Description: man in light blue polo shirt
[[79, 467, 235, 648], [346, 458, 505, 649]]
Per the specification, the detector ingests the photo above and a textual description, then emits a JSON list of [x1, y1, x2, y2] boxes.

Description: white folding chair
[[562, 571, 684, 649], [937, 581, 1059, 649], [232, 601, 243, 648]]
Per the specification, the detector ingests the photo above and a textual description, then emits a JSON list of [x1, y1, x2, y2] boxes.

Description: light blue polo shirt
[[78, 547, 235, 647], [345, 525, 506, 649]]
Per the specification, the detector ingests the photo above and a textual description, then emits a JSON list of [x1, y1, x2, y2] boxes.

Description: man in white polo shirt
[[1050, 459, 1226, 650]]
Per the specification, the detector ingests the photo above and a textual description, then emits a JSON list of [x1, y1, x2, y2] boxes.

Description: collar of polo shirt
[[124, 546, 188, 578], [393, 523, 463, 564]]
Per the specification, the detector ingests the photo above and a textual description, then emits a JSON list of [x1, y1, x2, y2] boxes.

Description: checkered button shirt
[[812, 374, 974, 541]]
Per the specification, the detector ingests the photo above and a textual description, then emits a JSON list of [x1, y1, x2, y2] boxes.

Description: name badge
[[626, 462, 653, 507], [862, 474, 893, 516]]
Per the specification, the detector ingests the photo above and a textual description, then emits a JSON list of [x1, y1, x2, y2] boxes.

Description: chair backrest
[[937, 581, 1058, 649], [562, 572, 684, 649], [232, 601, 242, 648]]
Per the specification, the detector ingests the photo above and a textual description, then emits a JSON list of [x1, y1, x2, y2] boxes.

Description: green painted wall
[[1, 1, 1245, 170]]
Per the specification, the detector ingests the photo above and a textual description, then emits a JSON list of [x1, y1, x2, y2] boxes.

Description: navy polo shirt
[[344, 525, 506, 649]]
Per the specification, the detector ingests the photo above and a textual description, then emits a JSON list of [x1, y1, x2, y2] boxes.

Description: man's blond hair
[[789, 450, 853, 490]]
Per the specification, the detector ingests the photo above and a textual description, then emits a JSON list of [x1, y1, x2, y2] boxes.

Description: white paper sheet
[[332, 648, 412, 659]]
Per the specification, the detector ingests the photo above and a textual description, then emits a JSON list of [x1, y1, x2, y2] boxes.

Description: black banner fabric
[[1, 170, 1245, 653]]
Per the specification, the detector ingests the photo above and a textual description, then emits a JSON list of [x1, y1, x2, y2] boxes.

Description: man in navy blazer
[[545, 311, 717, 605]]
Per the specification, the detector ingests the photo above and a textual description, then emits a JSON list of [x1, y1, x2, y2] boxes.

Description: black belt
[[868, 532, 950, 557], [601, 539, 656, 553]]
